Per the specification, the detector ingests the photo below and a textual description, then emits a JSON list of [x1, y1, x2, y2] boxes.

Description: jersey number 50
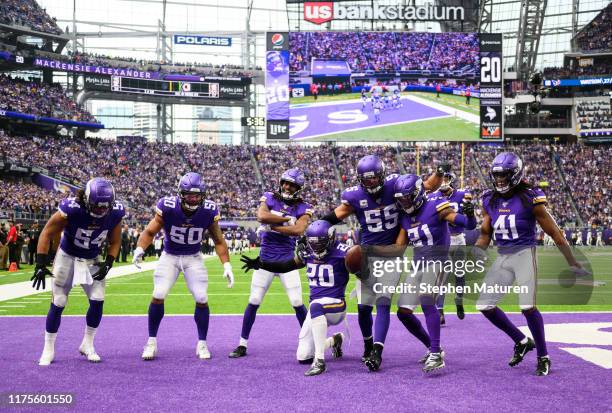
[[170, 226, 203, 245]]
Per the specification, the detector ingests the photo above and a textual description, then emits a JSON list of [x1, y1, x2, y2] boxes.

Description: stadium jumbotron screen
[[266, 32, 503, 141]]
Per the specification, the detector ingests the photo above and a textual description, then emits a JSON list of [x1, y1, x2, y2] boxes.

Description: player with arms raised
[[229, 168, 313, 358], [133, 172, 234, 361], [322, 155, 448, 371], [430, 172, 473, 323], [32, 178, 124, 365], [393, 174, 476, 372], [475, 152, 588, 376], [240, 220, 348, 376]]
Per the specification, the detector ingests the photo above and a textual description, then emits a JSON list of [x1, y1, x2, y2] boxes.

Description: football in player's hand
[[345, 245, 362, 274]]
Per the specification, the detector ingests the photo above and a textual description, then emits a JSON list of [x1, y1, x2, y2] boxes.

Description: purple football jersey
[[430, 189, 472, 235], [58, 197, 125, 259], [399, 194, 451, 260], [482, 187, 547, 254], [341, 174, 400, 246], [259, 192, 314, 261], [156, 196, 220, 255], [304, 242, 350, 301]]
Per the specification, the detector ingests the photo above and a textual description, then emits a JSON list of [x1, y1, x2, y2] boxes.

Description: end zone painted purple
[[290, 99, 448, 140], [1, 313, 610, 412]]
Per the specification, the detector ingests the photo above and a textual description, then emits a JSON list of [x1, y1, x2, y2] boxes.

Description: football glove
[[223, 262, 234, 288], [462, 200, 475, 217], [91, 255, 115, 281], [132, 246, 145, 269], [240, 255, 261, 272], [436, 161, 451, 177], [296, 236, 309, 261], [31, 254, 52, 290]]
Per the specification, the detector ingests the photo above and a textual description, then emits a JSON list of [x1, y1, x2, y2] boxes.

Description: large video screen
[[265, 32, 503, 141]]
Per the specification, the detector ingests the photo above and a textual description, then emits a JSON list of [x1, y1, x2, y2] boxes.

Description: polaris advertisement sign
[[173, 35, 232, 47]]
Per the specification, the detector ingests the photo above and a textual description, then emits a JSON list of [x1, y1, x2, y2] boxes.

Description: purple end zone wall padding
[[1, 313, 611, 412], [290, 99, 448, 140]]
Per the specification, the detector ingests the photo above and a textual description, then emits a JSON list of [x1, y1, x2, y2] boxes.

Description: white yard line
[[405, 95, 480, 124]]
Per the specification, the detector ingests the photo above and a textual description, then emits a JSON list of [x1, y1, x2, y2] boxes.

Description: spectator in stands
[[6, 221, 19, 269], [0, 0, 62, 35]]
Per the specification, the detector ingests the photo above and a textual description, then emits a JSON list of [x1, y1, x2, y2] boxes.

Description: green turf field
[[0, 247, 610, 316]]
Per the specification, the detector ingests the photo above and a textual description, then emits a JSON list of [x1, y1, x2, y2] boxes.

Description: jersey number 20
[[306, 263, 334, 287]]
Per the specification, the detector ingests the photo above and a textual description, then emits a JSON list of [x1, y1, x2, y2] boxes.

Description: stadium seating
[[574, 3, 611, 51], [576, 99, 612, 130], [0, 0, 62, 35], [0, 75, 97, 123]]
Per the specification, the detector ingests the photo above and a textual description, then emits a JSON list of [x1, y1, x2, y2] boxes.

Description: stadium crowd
[[0, 75, 98, 123], [543, 62, 612, 79], [0, 0, 62, 35], [576, 99, 612, 130], [574, 3, 611, 51], [289, 32, 478, 74], [0, 130, 608, 231]]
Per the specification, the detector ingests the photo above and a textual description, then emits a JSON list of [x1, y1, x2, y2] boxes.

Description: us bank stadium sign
[[298, 1, 465, 24]]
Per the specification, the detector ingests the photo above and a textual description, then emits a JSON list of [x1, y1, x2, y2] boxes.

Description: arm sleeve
[[453, 213, 477, 230], [260, 258, 302, 273], [321, 210, 342, 225]]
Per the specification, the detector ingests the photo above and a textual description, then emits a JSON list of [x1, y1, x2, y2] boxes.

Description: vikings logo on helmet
[[279, 168, 305, 201], [178, 172, 206, 211], [305, 220, 336, 260], [267, 51, 287, 77], [393, 174, 425, 214], [490, 152, 523, 194], [356, 155, 385, 195], [85, 178, 115, 218]]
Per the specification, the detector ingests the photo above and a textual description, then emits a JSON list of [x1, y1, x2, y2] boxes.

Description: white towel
[[73, 258, 94, 287]]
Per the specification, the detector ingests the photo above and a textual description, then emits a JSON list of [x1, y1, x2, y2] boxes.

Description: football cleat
[[418, 348, 445, 364], [196, 341, 211, 360], [536, 356, 551, 376], [331, 333, 344, 359], [509, 337, 535, 367], [361, 339, 374, 362], [455, 298, 465, 320], [304, 358, 326, 376], [142, 340, 158, 361], [79, 343, 101, 363], [365, 343, 383, 372], [228, 345, 247, 358], [38, 348, 55, 366], [422, 352, 445, 373], [439, 309, 446, 326]]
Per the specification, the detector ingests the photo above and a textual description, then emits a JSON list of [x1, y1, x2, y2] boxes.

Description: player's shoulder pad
[[155, 195, 178, 216], [434, 199, 452, 213], [112, 201, 126, 218], [299, 201, 315, 217], [482, 189, 494, 200], [384, 173, 400, 184], [334, 242, 351, 256], [260, 191, 275, 204], [58, 197, 82, 217], [526, 187, 547, 205], [341, 186, 361, 204]]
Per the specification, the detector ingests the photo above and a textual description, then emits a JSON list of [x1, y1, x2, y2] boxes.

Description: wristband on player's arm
[[321, 210, 342, 225], [105, 255, 116, 267], [35, 253, 49, 267], [453, 214, 477, 230], [260, 258, 301, 273]]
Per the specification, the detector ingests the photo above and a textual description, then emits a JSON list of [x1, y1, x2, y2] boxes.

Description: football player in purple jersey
[[229, 168, 313, 358], [394, 174, 476, 372], [475, 152, 589, 376], [32, 178, 125, 365], [430, 172, 473, 323], [321, 154, 449, 372], [132, 172, 234, 361], [240, 220, 349, 376]]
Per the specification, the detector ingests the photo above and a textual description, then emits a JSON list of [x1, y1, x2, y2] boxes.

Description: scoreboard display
[[110, 76, 220, 98]]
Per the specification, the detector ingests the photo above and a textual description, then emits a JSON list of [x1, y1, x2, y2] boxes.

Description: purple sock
[[523, 309, 548, 357], [357, 304, 373, 339], [397, 310, 431, 348], [86, 299, 104, 328], [194, 305, 209, 341], [422, 304, 441, 353], [374, 304, 391, 344], [482, 307, 525, 343], [240, 303, 259, 340], [148, 302, 164, 338], [293, 305, 307, 326], [45, 303, 64, 333], [436, 292, 446, 309]]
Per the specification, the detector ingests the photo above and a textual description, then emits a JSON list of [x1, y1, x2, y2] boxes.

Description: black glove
[[240, 255, 261, 272], [436, 161, 451, 177], [31, 253, 52, 290], [92, 255, 115, 281], [462, 200, 475, 217], [296, 236, 309, 261]]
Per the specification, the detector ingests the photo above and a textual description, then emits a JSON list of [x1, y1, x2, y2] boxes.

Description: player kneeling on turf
[[241, 220, 349, 376], [32, 178, 125, 365], [133, 172, 234, 361]]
